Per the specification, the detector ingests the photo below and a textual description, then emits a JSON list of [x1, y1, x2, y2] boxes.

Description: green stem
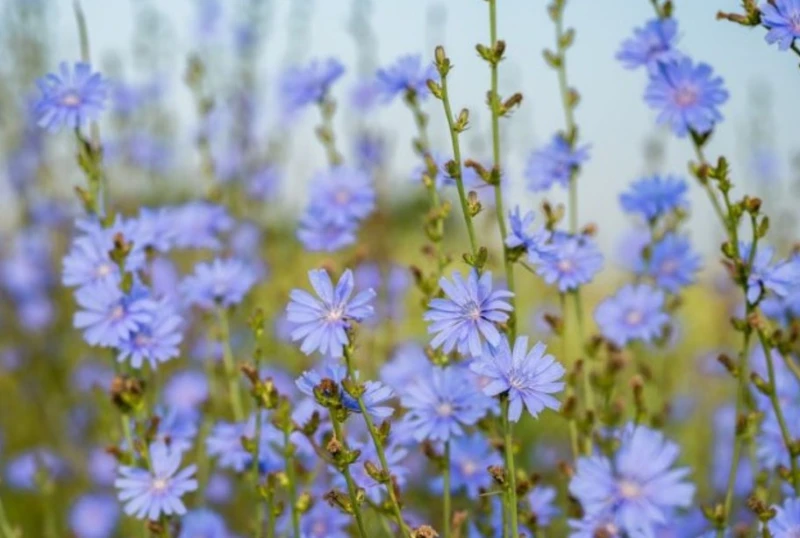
[[439, 67, 479, 259], [487, 0, 517, 338], [757, 331, 800, 493], [329, 415, 368, 537], [500, 397, 520, 538], [216, 307, 245, 421], [283, 426, 301, 537], [265, 485, 276, 538], [572, 289, 594, 448], [443, 440, 452, 538], [317, 97, 343, 166], [252, 410, 264, 538], [406, 94, 447, 280], [0, 496, 15, 538], [343, 348, 411, 536], [689, 137, 760, 537]]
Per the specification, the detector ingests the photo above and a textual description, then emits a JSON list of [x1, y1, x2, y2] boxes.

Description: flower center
[[334, 189, 351, 205], [625, 309, 643, 326], [673, 85, 698, 108], [660, 259, 678, 275], [790, 12, 800, 34], [151, 477, 169, 492], [110, 305, 125, 320], [212, 281, 228, 297], [135, 333, 151, 347], [461, 460, 477, 476], [96, 263, 114, 277], [618, 479, 642, 500], [311, 521, 327, 536], [60, 91, 82, 107], [325, 306, 344, 322], [557, 259, 574, 274], [437, 402, 453, 417], [508, 372, 526, 390]]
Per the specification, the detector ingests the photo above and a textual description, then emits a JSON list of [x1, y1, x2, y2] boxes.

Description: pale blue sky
[[44, 0, 800, 254]]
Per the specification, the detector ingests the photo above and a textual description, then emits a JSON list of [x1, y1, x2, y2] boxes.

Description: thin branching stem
[[329, 415, 368, 537], [438, 67, 479, 259], [343, 347, 411, 536], [216, 307, 245, 422]]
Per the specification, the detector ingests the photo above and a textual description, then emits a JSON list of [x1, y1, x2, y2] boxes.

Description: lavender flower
[[534, 233, 604, 292], [470, 336, 565, 422], [69, 494, 119, 538], [163, 370, 209, 412], [594, 284, 670, 347], [616, 18, 682, 70], [297, 212, 358, 252], [525, 134, 590, 192], [170, 202, 233, 250], [506, 207, 554, 264], [620, 175, 688, 221], [399, 366, 494, 442], [182, 258, 258, 309], [116, 299, 183, 369], [569, 425, 695, 536], [644, 59, 729, 137], [375, 54, 437, 101], [280, 58, 344, 114], [306, 166, 375, 225], [114, 442, 197, 520], [424, 269, 513, 357], [640, 233, 702, 293], [286, 269, 375, 357], [760, 0, 800, 51], [178, 509, 229, 538], [527, 486, 560, 527], [740, 242, 800, 303], [34, 62, 108, 132], [73, 281, 156, 348]]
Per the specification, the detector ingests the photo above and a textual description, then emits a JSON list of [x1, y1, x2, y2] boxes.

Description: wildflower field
[[3, 0, 800, 537]]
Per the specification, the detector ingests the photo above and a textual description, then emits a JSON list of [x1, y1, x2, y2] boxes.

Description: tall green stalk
[[216, 307, 245, 422], [443, 441, 452, 538], [484, 2, 519, 536], [329, 416, 368, 537], [343, 347, 410, 536]]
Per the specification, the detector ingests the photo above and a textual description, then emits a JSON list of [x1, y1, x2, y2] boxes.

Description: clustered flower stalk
[[543, 0, 596, 448], [640, 2, 800, 519], [184, 55, 217, 196], [342, 342, 411, 537], [73, 0, 107, 219], [216, 306, 246, 422], [430, 46, 480, 264], [480, 2, 523, 536], [326, 408, 369, 537], [402, 88, 450, 296], [316, 97, 344, 167]]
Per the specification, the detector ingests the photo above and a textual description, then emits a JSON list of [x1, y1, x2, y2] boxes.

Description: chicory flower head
[[525, 134, 590, 192], [644, 58, 729, 137], [594, 284, 670, 347], [286, 269, 375, 357], [470, 336, 565, 422], [35, 62, 108, 132]]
